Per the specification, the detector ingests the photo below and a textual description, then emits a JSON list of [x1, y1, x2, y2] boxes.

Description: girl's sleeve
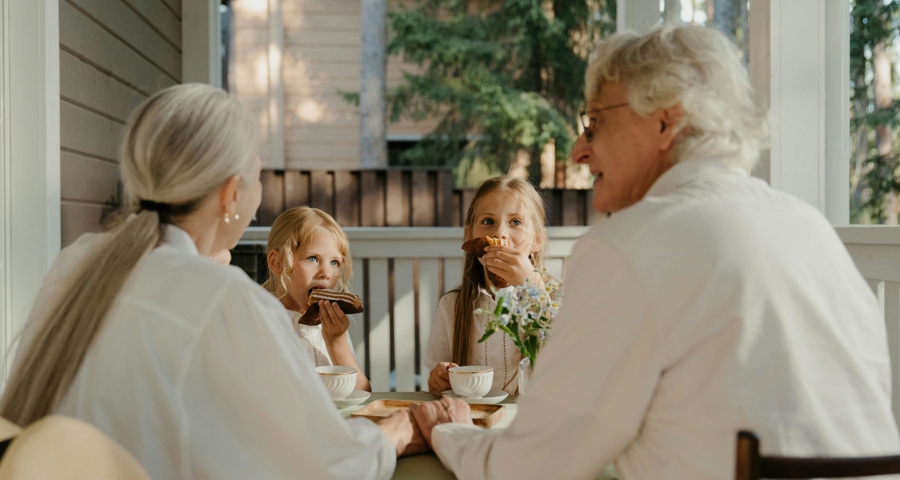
[[422, 293, 457, 390]]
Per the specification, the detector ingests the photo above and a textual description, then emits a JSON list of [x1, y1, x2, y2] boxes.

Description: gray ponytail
[[1, 84, 256, 426]]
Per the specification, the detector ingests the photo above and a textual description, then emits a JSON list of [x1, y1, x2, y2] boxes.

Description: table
[[340, 392, 617, 480], [340, 392, 518, 479]]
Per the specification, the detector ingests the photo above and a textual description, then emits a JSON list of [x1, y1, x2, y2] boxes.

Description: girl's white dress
[[424, 289, 522, 395], [289, 310, 357, 367]]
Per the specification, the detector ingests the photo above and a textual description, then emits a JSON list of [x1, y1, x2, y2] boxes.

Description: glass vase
[[517, 357, 533, 395]]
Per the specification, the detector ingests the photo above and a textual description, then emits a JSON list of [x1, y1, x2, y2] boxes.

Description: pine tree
[[384, 0, 615, 185]]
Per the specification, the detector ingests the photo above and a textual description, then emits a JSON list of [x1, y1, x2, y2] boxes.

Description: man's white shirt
[[432, 159, 900, 480]]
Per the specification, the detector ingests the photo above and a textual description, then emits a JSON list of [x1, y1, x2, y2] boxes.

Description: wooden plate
[[350, 399, 505, 428]]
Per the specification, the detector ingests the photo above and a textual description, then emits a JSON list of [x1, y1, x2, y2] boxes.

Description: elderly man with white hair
[[408, 24, 900, 479]]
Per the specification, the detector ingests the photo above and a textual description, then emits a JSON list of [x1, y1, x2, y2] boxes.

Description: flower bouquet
[[476, 273, 562, 393]]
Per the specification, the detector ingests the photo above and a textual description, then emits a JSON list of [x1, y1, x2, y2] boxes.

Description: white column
[[749, 0, 827, 214], [182, 0, 222, 87], [824, 0, 850, 226], [359, 0, 389, 168], [664, 0, 681, 24], [617, 0, 661, 33], [3, 0, 61, 374]]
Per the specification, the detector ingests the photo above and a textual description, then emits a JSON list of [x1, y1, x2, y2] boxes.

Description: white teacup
[[317, 366, 357, 400], [449, 366, 493, 399]]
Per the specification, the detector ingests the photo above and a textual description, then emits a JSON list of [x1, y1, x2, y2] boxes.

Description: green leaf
[[342, 0, 617, 184], [493, 296, 505, 316], [477, 328, 496, 343]]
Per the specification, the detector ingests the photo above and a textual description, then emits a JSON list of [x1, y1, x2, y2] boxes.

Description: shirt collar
[[161, 224, 201, 257], [478, 288, 497, 306], [645, 159, 748, 198]]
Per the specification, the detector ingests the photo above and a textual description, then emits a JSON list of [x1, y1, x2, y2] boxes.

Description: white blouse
[[431, 159, 900, 480], [14, 225, 395, 480], [424, 290, 522, 394], [289, 310, 357, 367]]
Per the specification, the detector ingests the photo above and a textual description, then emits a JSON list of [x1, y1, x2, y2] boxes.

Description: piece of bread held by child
[[460, 236, 511, 288], [298, 289, 364, 326]]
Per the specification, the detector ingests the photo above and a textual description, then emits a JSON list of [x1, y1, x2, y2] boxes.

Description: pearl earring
[[234, 214, 240, 221], [224, 213, 231, 224]]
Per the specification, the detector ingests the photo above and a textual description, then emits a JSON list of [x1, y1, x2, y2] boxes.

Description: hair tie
[[139, 200, 171, 215]]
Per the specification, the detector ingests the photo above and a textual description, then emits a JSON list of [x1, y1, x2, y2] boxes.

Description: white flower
[[495, 285, 516, 305], [477, 274, 561, 361]]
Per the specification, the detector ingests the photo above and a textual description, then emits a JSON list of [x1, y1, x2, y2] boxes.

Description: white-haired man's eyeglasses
[[580, 102, 629, 142]]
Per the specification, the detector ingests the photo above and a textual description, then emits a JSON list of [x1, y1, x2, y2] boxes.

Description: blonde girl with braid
[[424, 176, 550, 395], [264, 206, 371, 392]]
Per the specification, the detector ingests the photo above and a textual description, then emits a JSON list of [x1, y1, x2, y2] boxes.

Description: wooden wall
[[231, 0, 437, 171], [59, 0, 182, 246]]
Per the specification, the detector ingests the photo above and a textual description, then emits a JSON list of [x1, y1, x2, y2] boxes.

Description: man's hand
[[427, 362, 458, 394], [376, 410, 429, 457], [408, 397, 473, 448]]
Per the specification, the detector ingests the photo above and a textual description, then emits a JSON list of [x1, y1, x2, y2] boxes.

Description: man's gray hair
[[586, 25, 768, 171]]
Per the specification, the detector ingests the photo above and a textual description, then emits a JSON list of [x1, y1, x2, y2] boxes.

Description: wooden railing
[[239, 226, 589, 392], [238, 225, 900, 403], [835, 226, 900, 424], [257, 168, 605, 227]]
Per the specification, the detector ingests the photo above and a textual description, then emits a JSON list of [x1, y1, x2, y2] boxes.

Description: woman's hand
[[481, 245, 540, 287], [377, 410, 430, 457], [427, 362, 458, 394], [408, 398, 473, 448]]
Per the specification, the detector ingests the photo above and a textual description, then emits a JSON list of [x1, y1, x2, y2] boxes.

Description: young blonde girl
[[264, 206, 370, 392], [424, 176, 549, 395]]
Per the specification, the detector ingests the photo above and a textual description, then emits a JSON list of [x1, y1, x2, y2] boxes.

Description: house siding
[[232, 0, 437, 171], [59, 0, 181, 246]]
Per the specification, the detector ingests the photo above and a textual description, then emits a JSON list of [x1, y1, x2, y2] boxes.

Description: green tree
[[384, 0, 615, 185], [850, 0, 900, 223]]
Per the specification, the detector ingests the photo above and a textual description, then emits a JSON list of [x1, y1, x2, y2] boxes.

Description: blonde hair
[[263, 207, 353, 296], [451, 176, 548, 366], [585, 24, 768, 171], [1, 84, 256, 426]]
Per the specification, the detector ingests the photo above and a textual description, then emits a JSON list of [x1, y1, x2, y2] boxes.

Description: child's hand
[[427, 362, 458, 394], [319, 300, 350, 346], [481, 245, 540, 287]]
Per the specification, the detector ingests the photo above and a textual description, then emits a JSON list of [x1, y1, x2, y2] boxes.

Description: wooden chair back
[[736, 430, 900, 479]]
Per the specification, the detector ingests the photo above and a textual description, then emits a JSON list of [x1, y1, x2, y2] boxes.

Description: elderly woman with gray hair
[[408, 24, 900, 479]]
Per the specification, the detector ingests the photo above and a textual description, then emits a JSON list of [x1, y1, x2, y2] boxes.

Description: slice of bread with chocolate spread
[[298, 289, 364, 326], [460, 236, 511, 288]]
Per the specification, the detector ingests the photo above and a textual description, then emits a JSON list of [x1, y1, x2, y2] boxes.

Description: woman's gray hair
[[586, 25, 768, 171], [1, 84, 256, 426]]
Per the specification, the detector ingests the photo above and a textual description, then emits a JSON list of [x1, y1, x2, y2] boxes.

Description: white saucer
[[441, 389, 508, 405], [335, 390, 371, 408]]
